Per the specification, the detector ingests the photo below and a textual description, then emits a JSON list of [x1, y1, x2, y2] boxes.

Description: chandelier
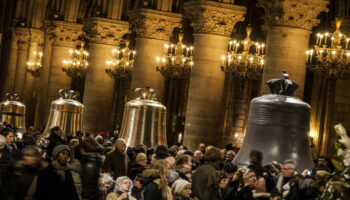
[[26, 51, 43, 77], [62, 42, 89, 78], [105, 39, 135, 80], [221, 25, 265, 79], [306, 18, 350, 80], [156, 32, 193, 79]]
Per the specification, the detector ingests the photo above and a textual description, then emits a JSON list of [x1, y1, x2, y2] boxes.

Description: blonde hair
[[150, 159, 170, 199]]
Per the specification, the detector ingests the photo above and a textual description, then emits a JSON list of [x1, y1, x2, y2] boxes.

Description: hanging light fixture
[[105, 39, 135, 80], [62, 42, 89, 78], [221, 25, 265, 79], [26, 51, 43, 77], [306, 18, 350, 80], [156, 32, 193, 79]]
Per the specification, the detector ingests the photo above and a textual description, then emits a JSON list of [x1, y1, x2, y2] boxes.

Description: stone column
[[2, 30, 18, 96], [183, 1, 246, 149], [13, 28, 29, 97], [44, 21, 83, 122], [128, 9, 182, 100], [257, 0, 329, 98], [82, 17, 129, 133], [34, 22, 54, 128]]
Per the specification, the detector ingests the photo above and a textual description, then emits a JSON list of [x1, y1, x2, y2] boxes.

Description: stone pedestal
[[83, 18, 129, 133], [183, 1, 246, 149], [128, 9, 182, 100], [257, 0, 329, 98]]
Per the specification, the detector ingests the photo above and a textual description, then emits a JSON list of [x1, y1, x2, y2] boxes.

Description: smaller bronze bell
[[119, 87, 167, 148], [42, 89, 84, 140], [0, 93, 26, 134]]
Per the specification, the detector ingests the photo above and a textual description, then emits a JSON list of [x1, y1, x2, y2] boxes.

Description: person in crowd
[[131, 174, 143, 200], [269, 190, 283, 200], [192, 150, 202, 169], [10, 146, 47, 200], [142, 159, 172, 200], [46, 126, 66, 159], [81, 132, 105, 200], [154, 145, 169, 160], [128, 153, 148, 180], [106, 176, 136, 200], [146, 148, 154, 164], [69, 138, 80, 159], [202, 170, 229, 200], [198, 143, 206, 154], [166, 156, 179, 184], [103, 139, 129, 179], [0, 134, 14, 199], [225, 150, 236, 163], [176, 154, 192, 169], [237, 169, 258, 200], [192, 147, 223, 199], [0, 127, 16, 159], [248, 150, 264, 177], [99, 173, 114, 200], [35, 144, 82, 200], [74, 130, 84, 160], [172, 179, 195, 200], [176, 164, 192, 182]]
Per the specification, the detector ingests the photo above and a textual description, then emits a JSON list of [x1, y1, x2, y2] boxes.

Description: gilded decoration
[[128, 9, 182, 41], [257, 0, 329, 30], [44, 21, 83, 47], [83, 17, 129, 45], [184, 1, 246, 36]]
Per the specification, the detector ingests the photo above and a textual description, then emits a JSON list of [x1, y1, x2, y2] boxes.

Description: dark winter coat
[[237, 185, 254, 200], [131, 186, 143, 200], [0, 149, 14, 200], [103, 149, 129, 179], [46, 133, 66, 158], [35, 160, 82, 200], [128, 162, 146, 180], [142, 168, 172, 200], [192, 162, 220, 199], [202, 187, 225, 200], [81, 137, 104, 154]]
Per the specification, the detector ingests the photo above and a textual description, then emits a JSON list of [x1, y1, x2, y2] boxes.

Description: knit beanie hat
[[171, 179, 191, 195], [52, 144, 71, 158]]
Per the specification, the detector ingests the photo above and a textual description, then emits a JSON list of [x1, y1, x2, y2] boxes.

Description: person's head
[[22, 146, 41, 166], [23, 133, 35, 145], [171, 179, 191, 198], [176, 154, 192, 168], [135, 153, 148, 167], [208, 170, 228, 190], [204, 147, 224, 164], [143, 159, 170, 199], [115, 176, 133, 193], [133, 174, 143, 189], [193, 150, 202, 162], [33, 132, 41, 141], [0, 127, 15, 145], [135, 144, 147, 154], [52, 145, 71, 166], [95, 135, 103, 145], [249, 149, 263, 165], [69, 138, 80, 149], [317, 156, 327, 166], [243, 169, 257, 187], [176, 164, 192, 180], [225, 150, 236, 162], [50, 126, 63, 138], [224, 162, 238, 179], [115, 139, 126, 153], [179, 145, 187, 151], [0, 135, 6, 150], [165, 156, 176, 170], [155, 145, 169, 160], [281, 159, 296, 178], [75, 130, 83, 140], [99, 173, 113, 191], [146, 148, 154, 162], [198, 143, 206, 152]]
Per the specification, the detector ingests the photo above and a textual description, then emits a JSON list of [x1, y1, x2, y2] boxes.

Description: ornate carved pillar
[[3, 30, 18, 96], [83, 17, 129, 133], [183, 1, 246, 149], [257, 0, 329, 98], [13, 27, 29, 97], [44, 21, 83, 123], [128, 9, 182, 100]]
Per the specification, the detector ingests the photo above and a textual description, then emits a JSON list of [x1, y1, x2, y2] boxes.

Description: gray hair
[[99, 173, 113, 185], [0, 135, 6, 146], [115, 138, 126, 147], [283, 159, 296, 169]]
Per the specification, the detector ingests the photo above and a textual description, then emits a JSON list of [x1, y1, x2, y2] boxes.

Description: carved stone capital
[[44, 21, 83, 47], [13, 27, 30, 50], [29, 28, 44, 44], [83, 17, 129, 45], [184, 1, 246, 36], [257, 0, 329, 30], [128, 9, 182, 40]]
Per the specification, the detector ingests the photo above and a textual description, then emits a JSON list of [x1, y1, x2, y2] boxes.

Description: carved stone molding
[[184, 1, 246, 36], [128, 9, 182, 41], [13, 27, 30, 50], [83, 17, 129, 45], [29, 28, 44, 44], [257, 0, 329, 31], [43, 20, 83, 47]]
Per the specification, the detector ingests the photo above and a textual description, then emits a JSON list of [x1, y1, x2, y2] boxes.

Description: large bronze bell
[[0, 93, 26, 134], [42, 90, 84, 140], [119, 87, 167, 148], [233, 71, 314, 171]]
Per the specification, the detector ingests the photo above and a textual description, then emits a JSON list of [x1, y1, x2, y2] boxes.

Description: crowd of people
[[0, 122, 335, 200]]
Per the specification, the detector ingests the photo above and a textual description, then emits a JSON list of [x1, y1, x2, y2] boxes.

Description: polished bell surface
[[0, 93, 26, 134], [42, 90, 84, 140], [119, 87, 167, 148], [233, 71, 314, 171]]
